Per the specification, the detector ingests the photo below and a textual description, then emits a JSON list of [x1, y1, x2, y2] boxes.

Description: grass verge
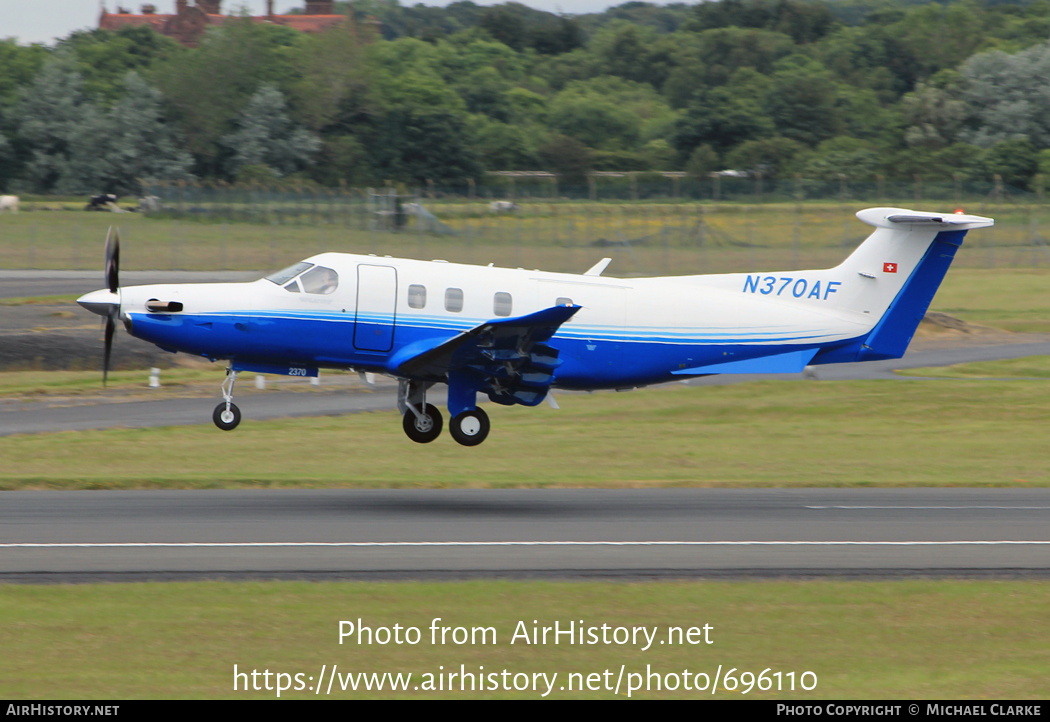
[[899, 356, 1050, 379], [1, 377, 1047, 488], [0, 579, 1046, 699]]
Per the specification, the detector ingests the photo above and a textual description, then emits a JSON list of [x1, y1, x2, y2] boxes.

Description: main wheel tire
[[449, 407, 490, 446], [403, 403, 443, 443], [213, 402, 241, 431]]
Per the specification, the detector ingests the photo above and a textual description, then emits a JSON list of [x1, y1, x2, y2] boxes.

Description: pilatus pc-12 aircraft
[[78, 207, 993, 446]]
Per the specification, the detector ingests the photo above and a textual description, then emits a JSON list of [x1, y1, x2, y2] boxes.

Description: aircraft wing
[[391, 304, 580, 405]]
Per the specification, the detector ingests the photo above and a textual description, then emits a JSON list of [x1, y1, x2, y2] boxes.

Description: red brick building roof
[[99, 2, 345, 47]]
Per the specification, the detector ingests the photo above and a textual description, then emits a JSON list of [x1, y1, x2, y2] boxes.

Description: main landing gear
[[209, 371, 493, 445], [213, 368, 241, 431], [449, 408, 490, 446], [398, 380, 490, 446]]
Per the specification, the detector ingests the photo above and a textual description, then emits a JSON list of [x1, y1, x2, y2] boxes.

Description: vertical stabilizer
[[814, 208, 993, 363]]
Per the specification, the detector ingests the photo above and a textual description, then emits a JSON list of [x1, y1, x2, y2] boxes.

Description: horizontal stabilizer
[[857, 208, 993, 230], [672, 348, 818, 375]]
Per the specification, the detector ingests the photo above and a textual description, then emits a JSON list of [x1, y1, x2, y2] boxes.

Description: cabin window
[[556, 297, 573, 307], [299, 266, 339, 295], [493, 292, 512, 317], [265, 261, 313, 285], [445, 288, 464, 313], [408, 284, 427, 309]]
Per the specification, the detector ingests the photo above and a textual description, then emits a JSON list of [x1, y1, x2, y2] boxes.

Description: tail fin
[[815, 207, 993, 363]]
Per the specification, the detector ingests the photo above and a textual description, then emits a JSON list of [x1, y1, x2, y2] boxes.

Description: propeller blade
[[103, 314, 115, 387], [105, 227, 120, 294]]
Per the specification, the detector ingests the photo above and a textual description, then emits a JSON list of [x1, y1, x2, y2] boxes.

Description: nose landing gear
[[213, 368, 241, 431], [398, 379, 443, 443]]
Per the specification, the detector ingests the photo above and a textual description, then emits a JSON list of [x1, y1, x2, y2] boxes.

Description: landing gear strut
[[399, 380, 442, 443], [213, 368, 241, 431]]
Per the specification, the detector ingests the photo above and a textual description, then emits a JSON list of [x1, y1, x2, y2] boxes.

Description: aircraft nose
[[77, 288, 120, 317]]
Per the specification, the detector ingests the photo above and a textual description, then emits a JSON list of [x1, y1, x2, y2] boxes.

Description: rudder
[[813, 208, 993, 364]]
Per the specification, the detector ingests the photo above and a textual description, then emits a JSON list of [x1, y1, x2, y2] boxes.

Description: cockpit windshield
[[265, 262, 313, 286], [264, 262, 339, 295]]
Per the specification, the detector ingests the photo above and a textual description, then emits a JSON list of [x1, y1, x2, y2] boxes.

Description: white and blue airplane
[[78, 207, 993, 446]]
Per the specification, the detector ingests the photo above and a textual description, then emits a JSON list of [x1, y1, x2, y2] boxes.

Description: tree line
[[3, 0, 1050, 196]]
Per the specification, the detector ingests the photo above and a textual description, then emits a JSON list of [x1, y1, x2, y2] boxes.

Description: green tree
[[13, 54, 100, 193], [901, 77, 966, 150], [0, 39, 49, 105], [468, 116, 537, 170], [548, 77, 677, 152], [960, 41, 1050, 150], [799, 136, 880, 181], [537, 134, 592, 185], [59, 26, 181, 105], [455, 67, 512, 121], [368, 106, 481, 184], [292, 18, 374, 135], [985, 137, 1038, 189], [74, 72, 194, 196], [816, 25, 912, 99], [673, 70, 774, 159], [151, 19, 303, 174], [685, 144, 720, 178], [725, 136, 806, 178], [764, 56, 841, 147], [221, 84, 322, 178], [689, 0, 837, 44], [588, 22, 673, 87], [479, 5, 526, 51], [690, 27, 796, 87], [890, 142, 987, 182], [890, 1, 987, 81]]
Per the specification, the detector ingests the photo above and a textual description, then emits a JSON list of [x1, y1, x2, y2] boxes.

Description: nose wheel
[[403, 403, 443, 443], [450, 407, 490, 446], [212, 368, 241, 431]]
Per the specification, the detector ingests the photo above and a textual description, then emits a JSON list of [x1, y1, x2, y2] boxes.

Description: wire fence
[[1, 179, 1048, 275]]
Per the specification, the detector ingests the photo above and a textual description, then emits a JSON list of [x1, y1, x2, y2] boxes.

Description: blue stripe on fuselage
[[127, 309, 857, 389]]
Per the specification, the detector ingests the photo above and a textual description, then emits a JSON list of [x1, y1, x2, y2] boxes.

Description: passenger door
[[354, 264, 397, 352]]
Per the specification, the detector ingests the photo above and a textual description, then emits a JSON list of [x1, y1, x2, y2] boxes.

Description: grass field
[[900, 356, 1050, 379], [1, 376, 1046, 489], [1, 579, 1046, 699]]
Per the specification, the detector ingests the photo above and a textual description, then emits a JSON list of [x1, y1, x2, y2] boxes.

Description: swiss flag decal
[[883, 262, 898, 273]]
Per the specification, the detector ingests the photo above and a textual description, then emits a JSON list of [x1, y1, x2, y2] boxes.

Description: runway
[[1, 489, 1048, 581]]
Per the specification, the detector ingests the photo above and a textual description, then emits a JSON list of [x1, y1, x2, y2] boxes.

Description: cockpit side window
[[284, 280, 301, 293], [265, 262, 313, 285], [299, 266, 339, 295]]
